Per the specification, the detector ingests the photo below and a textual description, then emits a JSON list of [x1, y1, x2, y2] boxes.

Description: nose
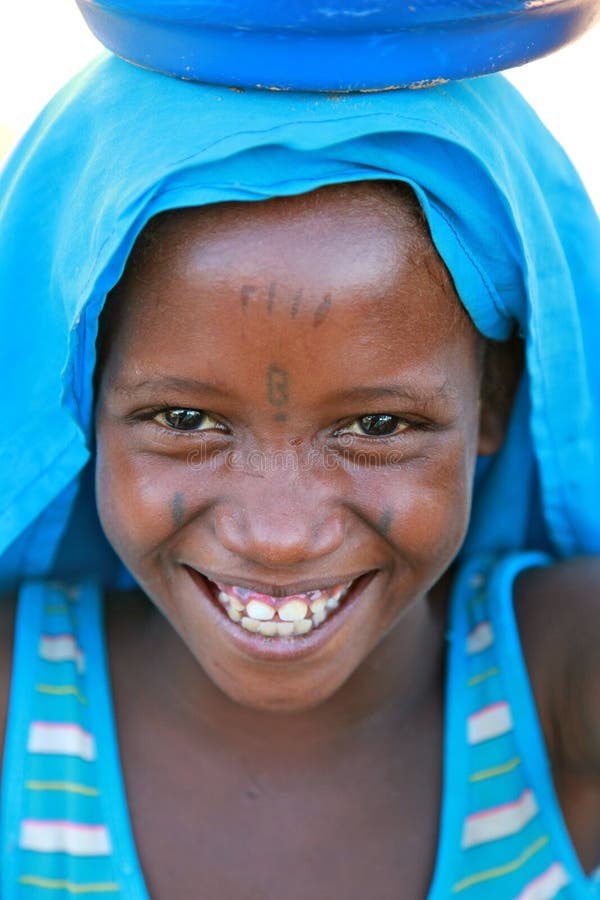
[[212, 472, 345, 569]]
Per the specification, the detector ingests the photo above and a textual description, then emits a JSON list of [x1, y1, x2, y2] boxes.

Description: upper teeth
[[278, 600, 308, 622], [246, 600, 275, 621], [215, 581, 353, 637]]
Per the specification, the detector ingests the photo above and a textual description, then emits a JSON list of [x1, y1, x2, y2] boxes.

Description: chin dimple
[[214, 581, 352, 637]]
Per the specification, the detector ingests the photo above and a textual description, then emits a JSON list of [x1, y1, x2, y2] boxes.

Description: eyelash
[[334, 414, 411, 439], [132, 406, 228, 438], [145, 407, 427, 442]]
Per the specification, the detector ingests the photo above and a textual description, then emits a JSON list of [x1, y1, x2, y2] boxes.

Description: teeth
[[278, 600, 308, 622], [246, 600, 275, 621], [218, 579, 356, 637], [228, 595, 245, 613], [219, 590, 245, 613]]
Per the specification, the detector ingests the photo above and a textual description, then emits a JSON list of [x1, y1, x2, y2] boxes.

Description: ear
[[478, 399, 509, 456], [477, 334, 524, 457]]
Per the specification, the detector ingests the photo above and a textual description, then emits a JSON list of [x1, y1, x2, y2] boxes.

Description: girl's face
[[95, 183, 494, 712]]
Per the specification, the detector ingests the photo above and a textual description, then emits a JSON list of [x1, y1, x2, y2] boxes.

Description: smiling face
[[95, 182, 493, 712]]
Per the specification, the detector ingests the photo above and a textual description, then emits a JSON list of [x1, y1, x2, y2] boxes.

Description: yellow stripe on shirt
[[469, 755, 522, 783], [25, 780, 100, 797], [18, 876, 119, 894], [452, 835, 549, 893], [467, 666, 500, 687], [36, 683, 88, 705]]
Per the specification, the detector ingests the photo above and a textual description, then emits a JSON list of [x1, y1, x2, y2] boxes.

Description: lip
[[184, 565, 378, 663], [192, 569, 368, 598]]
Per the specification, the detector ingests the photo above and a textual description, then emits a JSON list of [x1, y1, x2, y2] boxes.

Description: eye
[[153, 408, 225, 432], [340, 415, 409, 437]]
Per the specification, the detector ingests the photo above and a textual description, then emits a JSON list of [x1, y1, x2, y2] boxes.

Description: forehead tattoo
[[313, 293, 332, 327], [240, 284, 257, 311], [238, 283, 335, 323], [290, 290, 302, 319], [267, 282, 277, 314], [266, 365, 290, 424]]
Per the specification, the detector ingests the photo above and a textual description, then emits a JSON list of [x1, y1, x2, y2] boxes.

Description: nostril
[[212, 502, 344, 567]]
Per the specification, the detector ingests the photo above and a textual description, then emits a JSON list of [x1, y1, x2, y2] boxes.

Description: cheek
[[95, 436, 184, 564], [355, 446, 476, 569], [399, 469, 473, 560]]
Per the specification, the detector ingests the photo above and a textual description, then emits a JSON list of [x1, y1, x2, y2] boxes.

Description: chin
[[203, 658, 353, 715]]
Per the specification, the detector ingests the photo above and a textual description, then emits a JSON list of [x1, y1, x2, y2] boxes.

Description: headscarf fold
[[1, 53, 598, 587]]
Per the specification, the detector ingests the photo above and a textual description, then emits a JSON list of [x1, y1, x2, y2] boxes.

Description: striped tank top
[[2, 553, 600, 898]]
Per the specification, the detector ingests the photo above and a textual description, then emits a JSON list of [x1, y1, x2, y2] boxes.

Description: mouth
[[213, 579, 353, 637], [184, 566, 375, 648]]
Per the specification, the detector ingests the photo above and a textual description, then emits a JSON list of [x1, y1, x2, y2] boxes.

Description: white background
[[0, 1, 599, 211]]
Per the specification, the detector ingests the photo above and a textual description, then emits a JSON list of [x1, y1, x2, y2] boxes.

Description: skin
[[2, 182, 600, 897], [93, 183, 475, 896], [95, 183, 489, 716]]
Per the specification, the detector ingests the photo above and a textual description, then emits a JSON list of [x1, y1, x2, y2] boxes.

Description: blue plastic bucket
[[75, 0, 600, 90]]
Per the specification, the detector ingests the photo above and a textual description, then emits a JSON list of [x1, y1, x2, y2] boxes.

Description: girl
[[0, 53, 599, 898]]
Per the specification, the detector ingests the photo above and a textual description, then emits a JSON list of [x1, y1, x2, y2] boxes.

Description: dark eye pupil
[[359, 414, 398, 436], [164, 409, 205, 430]]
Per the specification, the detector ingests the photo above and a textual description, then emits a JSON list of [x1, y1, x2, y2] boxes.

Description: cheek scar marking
[[376, 506, 394, 537], [172, 492, 185, 528], [313, 293, 332, 327]]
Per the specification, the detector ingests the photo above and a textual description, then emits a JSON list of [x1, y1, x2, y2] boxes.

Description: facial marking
[[290, 290, 303, 319], [239, 284, 325, 322], [94, 183, 484, 715], [266, 365, 290, 409], [240, 284, 257, 311], [313, 293, 332, 327], [172, 491, 185, 528], [376, 506, 394, 538]]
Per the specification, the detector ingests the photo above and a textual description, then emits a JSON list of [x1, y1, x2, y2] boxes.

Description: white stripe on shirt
[[20, 819, 111, 856], [28, 722, 96, 762], [462, 789, 538, 848]]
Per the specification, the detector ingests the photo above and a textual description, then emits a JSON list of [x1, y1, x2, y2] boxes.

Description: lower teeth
[[238, 616, 314, 637]]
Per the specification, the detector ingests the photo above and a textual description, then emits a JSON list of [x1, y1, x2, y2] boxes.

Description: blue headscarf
[[1, 53, 598, 588]]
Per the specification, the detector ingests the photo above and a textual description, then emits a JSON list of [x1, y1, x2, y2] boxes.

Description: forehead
[[132, 183, 421, 280], [106, 181, 468, 342], [99, 183, 473, 390]]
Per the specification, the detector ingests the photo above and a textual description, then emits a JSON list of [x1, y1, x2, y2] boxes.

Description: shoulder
[[0, 593, 17, 768], [514, 556, 600, 773], [516, 555, 600, 605], [514, 556, 600, 671]]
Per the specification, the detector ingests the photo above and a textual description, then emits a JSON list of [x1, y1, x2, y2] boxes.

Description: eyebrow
[[109, 376, 459, 406], [329, 382, 459, 406], [109, 376, 233, 397]]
